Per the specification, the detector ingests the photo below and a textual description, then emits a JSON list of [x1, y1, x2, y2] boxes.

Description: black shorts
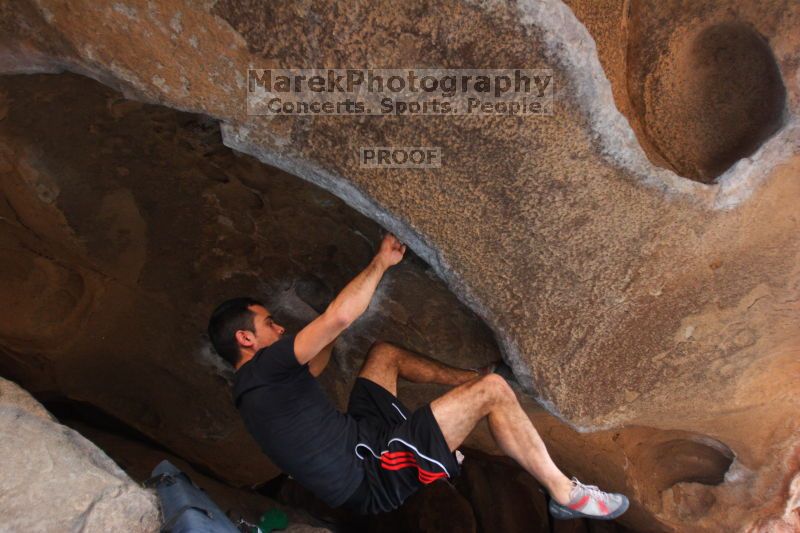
[[341, 377, 461, 515]]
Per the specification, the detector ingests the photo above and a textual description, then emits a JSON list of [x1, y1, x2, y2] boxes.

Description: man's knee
[[366, 340, 397, 365], [479, 373, 515, 403]]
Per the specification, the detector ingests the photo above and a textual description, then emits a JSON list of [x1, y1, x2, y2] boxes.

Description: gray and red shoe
[[548, 478, 629, 520]]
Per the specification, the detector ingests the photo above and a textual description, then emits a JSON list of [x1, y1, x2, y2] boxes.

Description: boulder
[[0, 377, 160, 532], [0, 1, 798, 530]]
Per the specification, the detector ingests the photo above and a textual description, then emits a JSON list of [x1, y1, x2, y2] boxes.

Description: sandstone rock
[[565, 0, 794, 183], [0, 377, 160, 532], [0, 1, 798, 531], [0, 373, 54, 421]]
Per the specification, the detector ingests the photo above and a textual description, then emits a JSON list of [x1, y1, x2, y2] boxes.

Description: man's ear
[[235, 329, 255, 348]]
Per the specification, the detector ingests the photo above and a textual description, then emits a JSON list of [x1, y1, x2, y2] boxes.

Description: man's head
[[207, 297, 286, 368]]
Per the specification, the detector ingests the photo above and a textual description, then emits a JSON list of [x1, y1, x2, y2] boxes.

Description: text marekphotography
[[247, 69, 553, 116]]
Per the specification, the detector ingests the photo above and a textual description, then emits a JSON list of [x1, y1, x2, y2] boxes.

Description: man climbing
[[208, 233, 629, 520]]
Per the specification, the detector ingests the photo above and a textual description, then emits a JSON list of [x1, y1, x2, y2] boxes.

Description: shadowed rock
[[0, 1, 799, 530]]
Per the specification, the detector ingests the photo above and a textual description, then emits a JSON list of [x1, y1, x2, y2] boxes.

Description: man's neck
[[235, 351, 256, 371], [234, 337, 282, 371]]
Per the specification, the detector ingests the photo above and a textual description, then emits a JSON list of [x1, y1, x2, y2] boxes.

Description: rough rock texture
[[565, 0, 793, 182], [0, 377, 160, 532], [1, 1, 799, 531], [0, 371, 54, 420]]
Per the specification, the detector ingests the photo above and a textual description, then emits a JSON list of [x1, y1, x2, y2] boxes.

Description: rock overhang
[[1, 1, 799, 530]]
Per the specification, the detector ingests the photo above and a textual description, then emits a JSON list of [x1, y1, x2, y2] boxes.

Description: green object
[[257, 509, 289, 533]]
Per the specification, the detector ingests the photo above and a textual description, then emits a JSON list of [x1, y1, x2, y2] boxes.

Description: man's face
[[242, 305, 286, 352]]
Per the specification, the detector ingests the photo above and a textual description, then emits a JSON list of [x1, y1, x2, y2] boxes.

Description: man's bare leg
[[356, 340, 479, 397], [430, 373, 574, 504]]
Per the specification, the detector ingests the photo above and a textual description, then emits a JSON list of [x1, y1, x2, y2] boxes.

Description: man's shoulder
[[261, 334, 297, 357], [233, 335, 305, 403], [259, 335, 301, 371], [239, 335, 298, 372]]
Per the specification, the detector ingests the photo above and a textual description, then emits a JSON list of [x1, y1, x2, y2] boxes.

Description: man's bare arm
[[294, 233, 406, 365], [308, 338, 335, 377]]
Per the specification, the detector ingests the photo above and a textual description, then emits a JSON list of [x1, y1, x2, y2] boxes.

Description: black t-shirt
[[232, 335, 363, 507]]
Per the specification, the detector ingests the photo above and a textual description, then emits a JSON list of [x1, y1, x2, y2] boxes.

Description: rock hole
[[630, 19, 786, 183], [647, 437, 734, 491]]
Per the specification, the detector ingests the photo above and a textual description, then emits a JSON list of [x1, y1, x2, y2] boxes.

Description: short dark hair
[[207, 297, 264, 366]]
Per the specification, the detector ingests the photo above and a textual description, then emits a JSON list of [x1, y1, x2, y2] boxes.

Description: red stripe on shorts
[[380, 451, 447, 484]]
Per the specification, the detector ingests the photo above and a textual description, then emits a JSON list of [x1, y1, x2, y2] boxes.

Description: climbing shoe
[[548, 478, 629, 520]]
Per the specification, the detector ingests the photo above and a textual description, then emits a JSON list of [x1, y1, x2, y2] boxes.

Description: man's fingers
[[381, 232, 406, 256], [383, 232, 402, 246]]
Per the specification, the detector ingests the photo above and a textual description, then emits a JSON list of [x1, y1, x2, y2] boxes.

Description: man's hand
[[375, 233, 406, 268]]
